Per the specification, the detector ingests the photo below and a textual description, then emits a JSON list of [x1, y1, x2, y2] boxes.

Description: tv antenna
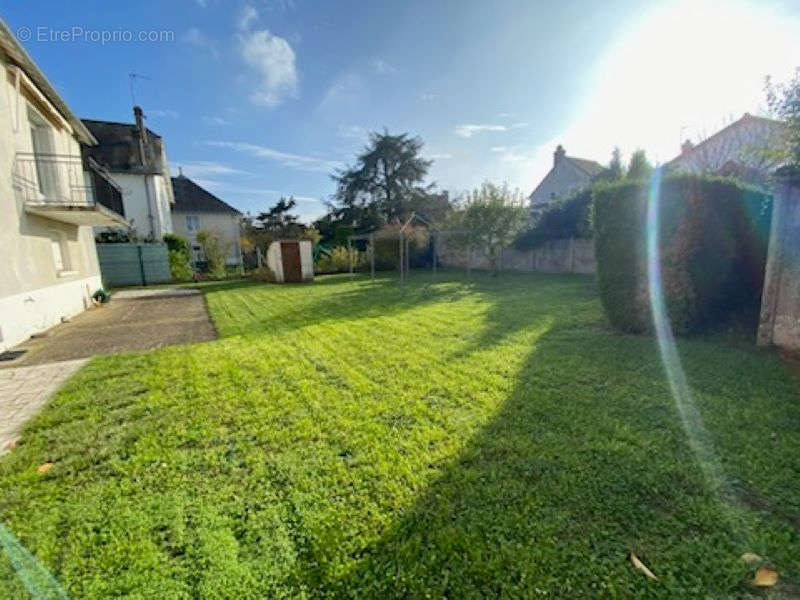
[[128, 72, 151, 106]]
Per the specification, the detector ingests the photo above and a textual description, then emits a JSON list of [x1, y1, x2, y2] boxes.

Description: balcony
[[12, 152, 127, 227]]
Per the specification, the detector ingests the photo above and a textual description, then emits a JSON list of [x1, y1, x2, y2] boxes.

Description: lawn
[[1, 272, 799, 598]]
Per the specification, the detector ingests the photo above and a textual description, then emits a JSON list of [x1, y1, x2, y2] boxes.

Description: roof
[[0, 19, 95, 145], [665, 113, 785, 167], [81, 119, 165, 174], [171, 175, 242, 215], [567, 156, 606, 177]]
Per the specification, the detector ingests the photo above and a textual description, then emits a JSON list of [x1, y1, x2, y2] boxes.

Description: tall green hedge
[[593, 174, 772, 334], [515, 188, 593, 249]]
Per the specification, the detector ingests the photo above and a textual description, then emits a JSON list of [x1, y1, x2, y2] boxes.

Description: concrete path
[[0, 359, 88, 454]]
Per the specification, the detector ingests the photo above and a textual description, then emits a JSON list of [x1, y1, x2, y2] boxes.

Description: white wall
[[98, 172, 173, 240], [172, 211, 242, 265], [0, 56, 102, 351], [266, 240, 314, 282]]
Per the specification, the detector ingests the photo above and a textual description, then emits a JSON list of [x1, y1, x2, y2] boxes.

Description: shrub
[[168, 250, 194, 281], [593, 173, 772, 334], [315, 246, 364, 273], [515, 187, 593, 249], [196, 229, 230, 280], [251, 265, 277, 282]]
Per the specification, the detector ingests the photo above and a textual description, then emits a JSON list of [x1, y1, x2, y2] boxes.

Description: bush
[[315, 246, 364, 273], [593, 173, 772, 334], [515, 188, 593, 249], [250, 265, 277, 282], [196, 229, 230, 280], [168, 250, 194, 281], [163, 233, 190, 255]]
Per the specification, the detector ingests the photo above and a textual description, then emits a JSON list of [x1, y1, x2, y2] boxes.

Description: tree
[[766, 67, 800, 167], [607, 146, 624, 180], [243, 197, 317, 254], [627, 149, 653, 180], [449, 183, 528, 274], [331, 131, 433, 229], [196, 229, 230, 279]]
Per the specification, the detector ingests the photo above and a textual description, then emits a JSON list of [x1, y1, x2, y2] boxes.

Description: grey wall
[[758, 175, 800, 351], [439, 238, 596, 274]]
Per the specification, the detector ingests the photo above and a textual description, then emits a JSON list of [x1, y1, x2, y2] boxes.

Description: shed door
[[280, 241, 302, 282]]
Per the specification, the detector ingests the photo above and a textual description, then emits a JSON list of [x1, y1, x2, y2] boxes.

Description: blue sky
[[3, 0, 799, 221]]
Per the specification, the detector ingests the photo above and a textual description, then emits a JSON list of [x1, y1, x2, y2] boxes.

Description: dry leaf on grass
[[753, 567, 778, 587], [2, 438, 18, 451], [741, 553, 763, 564], [36, 462, 53, 473], [629, 552, 658, 580]]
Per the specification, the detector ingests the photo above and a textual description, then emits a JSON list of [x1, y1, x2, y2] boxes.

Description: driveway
[[1, 288, 216, 453]]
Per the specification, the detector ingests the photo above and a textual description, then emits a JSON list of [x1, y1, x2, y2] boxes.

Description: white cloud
[[490, 146, 507, 153], [173, 161, 250, 178], [318, 73, 366, 113], [237, 8, 298, 108], [149, 109, 179, 119], [203, 115, 231, 126], [418, 93, 438, 102], [455, 123, 507, 138], [337, 124, 369, 141], [237, 4, 259, 30], [427, 153, 453, 160], [182, 27, 219, 58], [207, 141, 341, 172], [371, 58, 396, 74]]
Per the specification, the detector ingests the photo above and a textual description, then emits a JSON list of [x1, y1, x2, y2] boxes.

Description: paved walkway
[[0, 359, 88, 454]]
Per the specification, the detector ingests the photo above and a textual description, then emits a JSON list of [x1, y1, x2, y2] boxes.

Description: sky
[[3, 0, 799, 221]]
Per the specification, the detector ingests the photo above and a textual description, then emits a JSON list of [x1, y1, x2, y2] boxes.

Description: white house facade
[[81, 108, 174, 241], [667, 113, 786, 186], [171, 175, 243, 267], [529, 145, 605, 219], [0, 20, 127, 352]]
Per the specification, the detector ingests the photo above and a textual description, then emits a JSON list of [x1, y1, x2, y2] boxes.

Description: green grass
[[1, 272, 799, 598]]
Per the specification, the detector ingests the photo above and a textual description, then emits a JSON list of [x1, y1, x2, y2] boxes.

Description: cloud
[[371, 58, 396, 74], [181, 27, 219, 58], [418, 93, 437, 102], [149, 109, 179, 119], [203, 115, 231, 126], [337, 124, 368, 141], [173, 161, 250, 178], [237, 4, 259, 30], [490, 146, 507, 153], [427, 153, 453, 160], [237, 5, 298, 107], [207, 141, 341, 172], [318, 73, 366, 113], [455, 124, 507, 138]]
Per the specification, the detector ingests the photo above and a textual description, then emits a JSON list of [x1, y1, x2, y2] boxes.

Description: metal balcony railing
[[12, 152, 124, 218]]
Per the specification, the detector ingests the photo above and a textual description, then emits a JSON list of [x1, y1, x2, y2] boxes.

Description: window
[[28, 106, 60, 199], [49, 230, 71, 274], [186, 215, 200, 231]]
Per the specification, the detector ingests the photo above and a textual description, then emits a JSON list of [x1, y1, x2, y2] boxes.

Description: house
[[0, 19, 127, 352], [171, 174, 243, 268], [666, 113, 786, 186], [81, 108, 175, 241], [529, 145, 605, 218]]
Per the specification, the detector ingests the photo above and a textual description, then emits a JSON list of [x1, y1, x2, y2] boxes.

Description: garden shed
[[266, 240, 314, 283]]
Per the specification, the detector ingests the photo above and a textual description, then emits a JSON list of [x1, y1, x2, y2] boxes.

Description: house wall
[[0, 58, 102, 351], [529, 160, 592, 215], [98, 172, 172, 240], [171, 211, 242, 265]]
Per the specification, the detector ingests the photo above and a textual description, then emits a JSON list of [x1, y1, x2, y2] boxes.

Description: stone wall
[[438, 237, 596, 274], [757, 173, 800, 352]]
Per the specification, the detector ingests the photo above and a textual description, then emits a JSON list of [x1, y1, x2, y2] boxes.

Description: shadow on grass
[[312, 320, 799, 596]]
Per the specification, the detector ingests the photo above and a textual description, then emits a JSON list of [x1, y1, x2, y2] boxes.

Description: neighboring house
[[666, 113, 786, 186], [81, 108, 175, 241], [0, 19, 127, 351], [171, 174, 243, 267], [529, 145, 605, 219]]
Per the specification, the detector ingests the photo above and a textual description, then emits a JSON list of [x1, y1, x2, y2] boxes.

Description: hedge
[[515, 188, 593, 249], [593, 173, 772, 334]]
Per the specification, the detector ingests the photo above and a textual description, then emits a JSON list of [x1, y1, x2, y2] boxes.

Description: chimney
[[554, 144, 566, 166], [133, 105, 150, 169], [681, 139, 694, 156]]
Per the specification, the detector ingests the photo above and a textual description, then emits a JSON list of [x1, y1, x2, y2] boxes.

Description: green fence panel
[[96, 243, 172, 287]]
